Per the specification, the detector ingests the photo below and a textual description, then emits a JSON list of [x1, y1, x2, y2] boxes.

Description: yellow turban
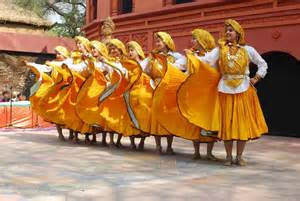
[[192, 29, 216, 52], [71, 50, 82, 59], [155, 32, 175, 51], [75, 36, 91, 52], [107, 38, 127, 56], [127, 41, 145, 60], [54, 46, 70, 58], [90, 40, 109, 58], [225, 19, 246, 45]]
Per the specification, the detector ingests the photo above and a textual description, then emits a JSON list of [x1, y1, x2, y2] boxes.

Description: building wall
[[135, 0, 164, 13], [83, 0, 300, 59], [0, 32, 75, 54]]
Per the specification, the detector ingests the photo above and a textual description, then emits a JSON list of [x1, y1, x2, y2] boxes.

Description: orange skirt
[[218, 86, 268, 140]]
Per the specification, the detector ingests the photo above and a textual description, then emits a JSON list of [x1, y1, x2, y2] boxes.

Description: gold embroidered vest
[[218, 45, 249, 88]]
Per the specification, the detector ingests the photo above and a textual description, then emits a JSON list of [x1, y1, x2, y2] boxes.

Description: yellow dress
[[150, 53, 213, 141], [218, 44, 268, 140], [128, 71, 153, 133], [39, 57, 92, 133], [98, 59, 140, 136], [28, 64, 53, 118], [39, 63, 73, 125], [75, 61, 109, 130], [177, 53, 221, 132], [178, 44, 268, 140], [61, 69, 90, 133], [125, 41, 155, 134]]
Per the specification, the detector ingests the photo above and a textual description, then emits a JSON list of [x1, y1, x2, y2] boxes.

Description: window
[[119, 0, 133, 14], [92, 0, 98, 20], [175, 0, 194, 4]]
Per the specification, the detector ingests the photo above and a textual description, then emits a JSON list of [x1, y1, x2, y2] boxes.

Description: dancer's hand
[[184, 49, 193, 55], [98, 56, 104, 61], [250, 75, 261, 85]]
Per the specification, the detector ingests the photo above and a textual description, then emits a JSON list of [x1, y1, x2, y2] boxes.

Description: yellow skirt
[[76, 68, 109, 131], [177, 54, 221, 132], [153, 63, 214, 142], [218, 87, 268, 140], [99, 71, 140, 136], [61, 72, 91, 133], [129, 73, 153, 133], [39, 67, 72, 125], [29, 73, 53, 117]]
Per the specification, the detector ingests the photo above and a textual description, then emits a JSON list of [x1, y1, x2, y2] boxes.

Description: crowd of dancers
[[27, 19, 268, 166]]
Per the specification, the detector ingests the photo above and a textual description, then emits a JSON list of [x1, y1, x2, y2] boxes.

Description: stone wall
[[0, 52, 54, 98]]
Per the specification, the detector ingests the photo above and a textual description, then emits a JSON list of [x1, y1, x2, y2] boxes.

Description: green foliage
[[15, 0, 47, 17], [14, 0, 86, 38]]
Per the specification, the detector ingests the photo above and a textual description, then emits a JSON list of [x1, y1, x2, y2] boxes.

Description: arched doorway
[[250, 51, 300, 137]]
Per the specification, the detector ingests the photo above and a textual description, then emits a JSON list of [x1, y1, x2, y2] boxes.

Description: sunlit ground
[[0, 128, 299, 201]]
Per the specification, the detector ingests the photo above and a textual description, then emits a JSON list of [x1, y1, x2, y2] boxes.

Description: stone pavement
[[0, 128, 299, 201]]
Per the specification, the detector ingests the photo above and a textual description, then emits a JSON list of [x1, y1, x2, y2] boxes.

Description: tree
[[15, 0, 86, 37]]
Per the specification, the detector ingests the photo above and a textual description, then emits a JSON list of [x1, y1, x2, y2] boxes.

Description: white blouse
[[27, 63, 52, 74], [94, 61, 113, 74], [68, 60, 88, 72], [141, 51, 187, 89], [141, 51, 187, 74], [168, 51, 187, 72], [110, 61, 129, 79], [196, 45, 268, 94]]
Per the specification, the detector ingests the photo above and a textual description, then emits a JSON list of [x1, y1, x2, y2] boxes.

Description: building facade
[[83, 0, 300, 136]]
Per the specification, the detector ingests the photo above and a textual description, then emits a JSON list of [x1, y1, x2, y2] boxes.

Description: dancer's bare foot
[[74, 133, 80, 143], [155, 146, 162, 154], [192, 153, 201, 160], [108, 142, 116, 148], [235, 156, 246, 166], [166, 147, 175, 155], [224, 156, 233, 166], [206, 154, 218, 161], [68, 133, 74, 141], [101, 139, 108, 146], [58, 134, 65, 141], [91, 134, 97, 144], [85, 135, 91, 144], [137, 140, 145, 151], [130, 144, 137, 150], [115, 142, 123, 149]]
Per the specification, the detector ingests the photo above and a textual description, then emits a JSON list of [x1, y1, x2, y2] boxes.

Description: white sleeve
[[170, 52, 187, 71], [62, 58, 73, 66], [245, 45, 268, 78], [196, 47, 220, 68], [115, 62, 128, 79], [140, 57, 150, 73], [103, 63, 113, 74], [95, 62, 104, 71], [27, 62, 52, 73], [70, 61, 87, 72]]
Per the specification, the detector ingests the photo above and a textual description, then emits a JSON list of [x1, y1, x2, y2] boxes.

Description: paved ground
[[0, 128, 299, 201]]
